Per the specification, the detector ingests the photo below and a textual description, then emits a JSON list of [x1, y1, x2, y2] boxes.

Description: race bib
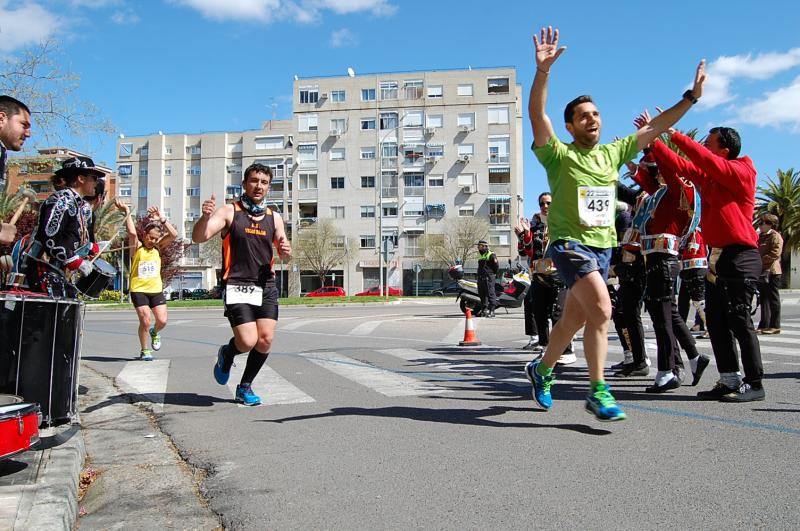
[[577, 186, 615, 227], [137, 260, 158, 279], [226, 284, 263, 306]]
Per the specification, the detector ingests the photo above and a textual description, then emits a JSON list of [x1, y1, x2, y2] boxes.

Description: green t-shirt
[[533, 133, 639, 248]]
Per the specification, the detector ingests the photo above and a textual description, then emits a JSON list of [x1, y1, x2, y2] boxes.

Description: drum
[[0, 395, 41, 460], [0, 293, 83, 426], [75, 258, 116, 299]]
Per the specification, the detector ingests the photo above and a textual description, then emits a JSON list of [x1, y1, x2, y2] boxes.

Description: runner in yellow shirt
[[114, 199, 177, 360]]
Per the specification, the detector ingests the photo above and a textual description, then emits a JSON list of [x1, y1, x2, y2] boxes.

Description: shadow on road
[[82, 392, 234, 414]]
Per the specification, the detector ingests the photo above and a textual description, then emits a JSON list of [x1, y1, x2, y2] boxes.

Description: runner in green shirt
[[524, 25, 706, 421]]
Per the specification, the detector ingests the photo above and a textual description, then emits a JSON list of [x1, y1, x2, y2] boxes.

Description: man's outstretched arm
[[529, 26, 566, 148]]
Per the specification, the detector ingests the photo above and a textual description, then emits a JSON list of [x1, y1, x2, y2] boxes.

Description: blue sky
[[3, 0, 800, 212]]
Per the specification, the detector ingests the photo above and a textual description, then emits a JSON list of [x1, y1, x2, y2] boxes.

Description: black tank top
[[222, 202, 276, 286]]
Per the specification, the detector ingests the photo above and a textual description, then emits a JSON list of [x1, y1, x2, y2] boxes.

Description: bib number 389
[[577, 186, 615, 227], [226, 284, 263, 306]]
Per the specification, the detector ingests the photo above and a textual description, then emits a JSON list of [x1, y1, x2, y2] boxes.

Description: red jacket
[[651, 133, 758, 249]]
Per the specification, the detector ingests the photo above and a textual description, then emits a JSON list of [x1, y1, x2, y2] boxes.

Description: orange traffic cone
[[459, 308, 482, 346]]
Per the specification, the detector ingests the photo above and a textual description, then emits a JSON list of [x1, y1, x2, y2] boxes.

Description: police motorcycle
[[447, 260, 531, 316]]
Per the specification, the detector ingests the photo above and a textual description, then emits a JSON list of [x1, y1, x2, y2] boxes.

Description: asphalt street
[[80, 297, 800, 530]]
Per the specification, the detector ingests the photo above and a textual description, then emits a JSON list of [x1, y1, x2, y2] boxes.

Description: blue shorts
[[549, 239, 612, 288]]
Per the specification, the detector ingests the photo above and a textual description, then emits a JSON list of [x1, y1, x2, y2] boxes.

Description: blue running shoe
[[140, 349, 153, 361], [585, 384, 627, 422], [213, 345, 231, 385], [524, 359, 554, 410], [235, 384, 261, 406]]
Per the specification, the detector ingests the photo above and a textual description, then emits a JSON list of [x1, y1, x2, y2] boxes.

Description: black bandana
[[239, 193, 266, 216]]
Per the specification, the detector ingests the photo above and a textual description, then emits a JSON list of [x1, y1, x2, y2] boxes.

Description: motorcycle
[[447, 261, 531, 316]]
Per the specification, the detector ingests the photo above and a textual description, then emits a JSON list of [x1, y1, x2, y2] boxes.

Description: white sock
[[719, 371, 742, 389], [530, 335, 538, 343], [655, 370, 675, 386], [623, 350, 633, 365]]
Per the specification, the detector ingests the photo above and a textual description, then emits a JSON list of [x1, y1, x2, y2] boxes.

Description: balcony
[[297, 189, 318, 201], [488, 183, 511, 195], [381, 157, 397, 169], [381, 187, 398, 198], [489, 154, 510, 164], [297, 217, 318, 229], [181, 257, 206, 266], [403, 186, 424, 197]]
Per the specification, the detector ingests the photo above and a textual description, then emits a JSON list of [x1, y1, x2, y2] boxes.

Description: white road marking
[[378, 348, 491, 378], [350, 320, 384, 336], [301, 351, 449, 396], [226, 363, 315, 406], [116, 359, 170, 412]]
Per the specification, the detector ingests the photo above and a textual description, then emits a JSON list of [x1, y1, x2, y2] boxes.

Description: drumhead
[[0, 394, 23, 407], [94, 258, 117, 275], [0, 402, 39, 417]]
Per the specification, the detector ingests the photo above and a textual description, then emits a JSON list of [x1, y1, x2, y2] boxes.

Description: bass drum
[[0, 293, 83, 427], [0, 395, 41, 460]]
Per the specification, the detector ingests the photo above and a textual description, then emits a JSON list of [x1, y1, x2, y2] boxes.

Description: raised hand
[[147, 205, 162, 221], [533, 26, 566, 73], [114, 198, 130, 214], [633, 109, 652, 129], [520, 217, 531, 233], [691, 59, 706, 99], [201, 194, 216, 218]]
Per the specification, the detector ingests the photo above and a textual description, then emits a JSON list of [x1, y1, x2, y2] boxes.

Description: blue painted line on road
[[625, 403, 800, 436], [83, 328, 220, 347]]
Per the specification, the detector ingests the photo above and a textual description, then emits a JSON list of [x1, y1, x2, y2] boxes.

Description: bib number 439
[[578, 186, 615, 227]]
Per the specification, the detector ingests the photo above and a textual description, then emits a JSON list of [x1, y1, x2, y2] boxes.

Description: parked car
[[430, 281, 461, 297], [190, 288, 212, 300], [355, 286, 403, 296], [170, 289, 193, 300], [305, 286, 346, 297]]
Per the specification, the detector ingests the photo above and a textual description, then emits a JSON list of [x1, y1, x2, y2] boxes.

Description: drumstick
[[8, 189, 36, 225]]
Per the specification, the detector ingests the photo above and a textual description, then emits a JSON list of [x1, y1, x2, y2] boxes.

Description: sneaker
[[556, 352, 577, 365], [531, 344, 544, 354], [213, 345, 232, 385], [645, 376, 680, 393], [150, 327, 161, 351], [697, 381, 738, 400], [524, 359, 554, 410], [610, 351, 634, 371], [235, 384, 261, 406], [139, 349, 153, 361], [720, 383, 765, 402], [613, 362, 650, 378], [699, 331, 710, 339], [522, 339, 540, 351], [585, 384, 626, 422], [691, 355, 710, 386]]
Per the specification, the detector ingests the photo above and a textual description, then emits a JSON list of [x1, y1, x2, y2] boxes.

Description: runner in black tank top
[[192, 163, 292, 406]]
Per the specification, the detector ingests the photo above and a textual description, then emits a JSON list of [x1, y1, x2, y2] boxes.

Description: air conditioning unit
[[424, 127, 435, 135], [459, 154, 472, 163], [424, 156, 437, 163], [458, 125, 472, 132], [461, 185, 475, 194], [320, 92, 329, 100], [330, 129, 343, 137]]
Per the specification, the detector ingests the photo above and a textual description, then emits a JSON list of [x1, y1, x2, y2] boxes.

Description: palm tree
[[0, 185, 26, 219], [756, 167, 800, 287]]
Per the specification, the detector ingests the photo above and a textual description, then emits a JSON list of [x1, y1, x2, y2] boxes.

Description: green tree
[[294, 219, 356, 287]]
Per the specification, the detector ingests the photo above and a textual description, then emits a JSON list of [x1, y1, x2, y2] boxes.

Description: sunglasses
[[539, 201, 551, 206]]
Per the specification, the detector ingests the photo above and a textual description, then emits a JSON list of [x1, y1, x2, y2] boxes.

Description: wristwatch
[[682, 89, 698, 104]]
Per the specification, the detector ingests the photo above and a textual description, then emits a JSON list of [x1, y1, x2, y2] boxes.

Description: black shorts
[[131, 291, 167, 308], [224, 283, 279, 327]]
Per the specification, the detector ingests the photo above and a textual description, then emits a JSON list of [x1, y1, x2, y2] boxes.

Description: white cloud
[[733, 75, 800, 132], [330, 28, 357, 48], [111, 8, 140, 24], [0, 1, 59, 52], [172, 0, 396, 24], [701, 48, 800, 108]]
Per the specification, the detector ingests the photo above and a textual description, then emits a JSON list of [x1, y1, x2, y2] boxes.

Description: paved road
[[81, 297, 800, 530]]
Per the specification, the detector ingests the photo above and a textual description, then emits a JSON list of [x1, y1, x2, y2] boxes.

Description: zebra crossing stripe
[[226, 363, 315, 406], [116, 359, 170, 412], [301, 351, 449, 396], [350, 320, 384, 336], [378, 348, 492, 379]]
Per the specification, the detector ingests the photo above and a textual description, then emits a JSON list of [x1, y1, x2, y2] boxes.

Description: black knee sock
[[240, 348, 269, 385], [222, 337, 240, 372]]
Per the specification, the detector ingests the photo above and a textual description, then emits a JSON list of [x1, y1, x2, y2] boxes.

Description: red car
[[355, 286, 403, 296], [305, 286, 346, 297]]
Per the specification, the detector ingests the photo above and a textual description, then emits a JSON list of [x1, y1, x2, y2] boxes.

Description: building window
[[360, 234, 376, 248], [330, 118, 346, 135], [187, 165, 201, 176], [360, 147, 376, 160], [165, 145, 173, 155], [403, 201, 424, 217], [404, 80, 423, 99], [140, 146, 149, 157], [299, 114, 318, 132], [139, 167, 148, 177], [360, 205, 375, 218], [403, 110, 423, 128], [226, 185, 242, 198], [380, 81, 398, 100], [403, 172, 424, 188], [380, 112, 398, 130], [488, 106, 510, 124], [164, 186, 172, 196], [427, 85, 443, 99], [361, 88, 376, 101], [490, 233, 511, 246], [425, 144, 444, 159], [488, 136, 510, 164], [297, 144, 318, 165], [458, 144, 474, 156], [489, 197, 511, 225], [186, 144, 201, 155], [381, 170, 398, 197], [118, 164, 132, 176], [299, 87, 319, 104], [119, 143, 133, 157], [329, 148, 345, 161], [405, 234, 422, 256], [426, 114, 443, 128], [331, 90, 346, 102], [330, 206, 345, 218], [457, 84, 473, 96], [330, 177, 345, 189], [361, 118, 376, 130], [428, 174, 444, 187], [298, 173, 318, 190], [382, 233, 399, 247], [186, 187, 200, 197], [403, 145, 424, 164], [255, 136, 283, 150], [488, 77, 510, 94], [361, 176, 375, 188], [119, 186, 132, 197], [138, 187, 147, 196], [458, 113, 475, 129], [458, 173, 475, 188], [253, 158, 286, 178], [459, 205, 474, 217], [227, 142, 242, 154], [164, 165, 172, 176], [382, 205, 398, 217]]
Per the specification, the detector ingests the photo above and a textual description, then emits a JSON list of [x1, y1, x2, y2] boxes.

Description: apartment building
[[116, 66, 524, 294]]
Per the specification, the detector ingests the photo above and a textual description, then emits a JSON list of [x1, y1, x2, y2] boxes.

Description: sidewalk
[[0, 364, 219, 530]]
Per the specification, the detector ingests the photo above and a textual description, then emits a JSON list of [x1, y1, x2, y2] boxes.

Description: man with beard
[[0, 96, 32, 244]]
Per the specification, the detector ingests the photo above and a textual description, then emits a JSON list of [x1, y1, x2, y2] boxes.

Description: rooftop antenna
[[293, 74, 299, 81], [347, 67, 355, 78]]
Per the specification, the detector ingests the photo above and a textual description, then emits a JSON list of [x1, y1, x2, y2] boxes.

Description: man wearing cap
[[25, 156, 104, 294], [476, 239, 499, 317], [0, 96, 32, 244]]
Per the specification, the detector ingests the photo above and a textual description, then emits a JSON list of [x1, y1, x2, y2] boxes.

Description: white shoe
[[556, 353, 577, 365]]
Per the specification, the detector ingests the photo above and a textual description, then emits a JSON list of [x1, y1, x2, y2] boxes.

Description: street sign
[[412, 263, 422, 274]]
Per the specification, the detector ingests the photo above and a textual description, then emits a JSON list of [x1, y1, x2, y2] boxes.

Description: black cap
[[54, 156, 106, 179]]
